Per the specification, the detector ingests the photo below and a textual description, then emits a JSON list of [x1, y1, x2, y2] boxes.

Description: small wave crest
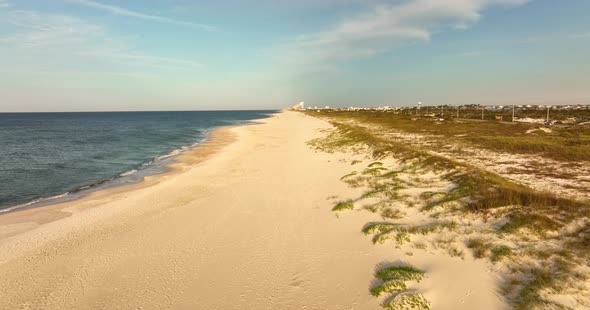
[[119, 169, 138, 177], [157, 149, 183, 161], [2, 129, 214, 213], [0, 192, 70, 214]]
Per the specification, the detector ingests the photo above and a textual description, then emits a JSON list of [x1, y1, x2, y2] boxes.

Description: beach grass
[[381, 207, 404, 219], [383, 292, 431, 310], [499, 212, 562, 235], [510, 257, 583, 310], [565, 223, 590, 260], [306, 110, 590, 162], [308, 118, 590, 221], [306, 110, 590, 309], [370, 280, 407, 297], [490, 245, 513, 262], [465, 238, 492, 259], [332, 200, 354, 211], [370, 265, 429, 309], [362, 223, 398, 235], [340, 171, 358, 180]]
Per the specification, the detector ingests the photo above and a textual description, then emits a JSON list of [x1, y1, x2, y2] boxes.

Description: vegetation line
[[307, 111, 590, 310]]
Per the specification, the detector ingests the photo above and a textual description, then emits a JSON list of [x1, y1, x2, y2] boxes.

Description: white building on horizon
[[290, 101, 305, 110]]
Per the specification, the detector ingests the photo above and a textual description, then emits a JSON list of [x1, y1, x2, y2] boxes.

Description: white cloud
[[0, 9, 203, 73], [1, 10, 104, 47], [279, 0, 528, 66], [64, 0, 214, 30], [80, 50, 203, 70]]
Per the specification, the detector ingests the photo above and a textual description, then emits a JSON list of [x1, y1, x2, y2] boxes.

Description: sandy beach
[[0, 111, 500, 309]]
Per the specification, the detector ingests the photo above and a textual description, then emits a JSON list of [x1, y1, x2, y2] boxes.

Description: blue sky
[[0, 0, 589, 112]]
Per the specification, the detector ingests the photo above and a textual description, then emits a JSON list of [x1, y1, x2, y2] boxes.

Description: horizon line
[[0, 109, 282, 114]]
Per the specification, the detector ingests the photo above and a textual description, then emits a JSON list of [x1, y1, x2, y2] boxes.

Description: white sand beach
[[0, 111, 501, 309]]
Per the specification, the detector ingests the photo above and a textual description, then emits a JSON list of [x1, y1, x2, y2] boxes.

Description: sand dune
[[0, 111, 500, 309]]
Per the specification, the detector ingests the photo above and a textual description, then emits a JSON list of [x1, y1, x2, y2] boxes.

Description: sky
[[0, 0, 589, 112]]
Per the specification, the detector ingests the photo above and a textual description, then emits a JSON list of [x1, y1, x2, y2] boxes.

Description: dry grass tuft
[[332, 200, 354, 211], [307, 110, 590, 309]]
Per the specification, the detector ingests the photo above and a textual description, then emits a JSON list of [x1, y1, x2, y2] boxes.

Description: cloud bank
[[281, 0, 529, 65]]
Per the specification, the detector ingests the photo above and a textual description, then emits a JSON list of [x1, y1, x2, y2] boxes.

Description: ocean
[[0, 110, 275, 212]]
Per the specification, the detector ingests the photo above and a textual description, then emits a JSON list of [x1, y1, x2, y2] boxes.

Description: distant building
[[290, 102, 305, 110]]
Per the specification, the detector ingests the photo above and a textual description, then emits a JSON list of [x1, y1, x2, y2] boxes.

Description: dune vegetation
[[306, 110, 590, 309]]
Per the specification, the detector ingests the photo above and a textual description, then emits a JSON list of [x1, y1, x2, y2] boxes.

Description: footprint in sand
[[460, 290, 473, 303]]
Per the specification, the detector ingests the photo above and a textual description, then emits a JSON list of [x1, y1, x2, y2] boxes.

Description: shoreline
[[0, 115, 273, 217], [0, 119, 260, 239], [0, 111, 500, 309]]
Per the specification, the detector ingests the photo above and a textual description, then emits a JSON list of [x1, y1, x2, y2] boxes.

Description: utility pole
[[481, 106, 484, 120], [546, 106, 550, 122], [456, 106, 459, 119], [512, 105, 515, 122], [441, 106, 444, 117]]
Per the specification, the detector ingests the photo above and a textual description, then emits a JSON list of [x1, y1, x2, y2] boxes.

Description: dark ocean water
[[0, 110, 274, 212]]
